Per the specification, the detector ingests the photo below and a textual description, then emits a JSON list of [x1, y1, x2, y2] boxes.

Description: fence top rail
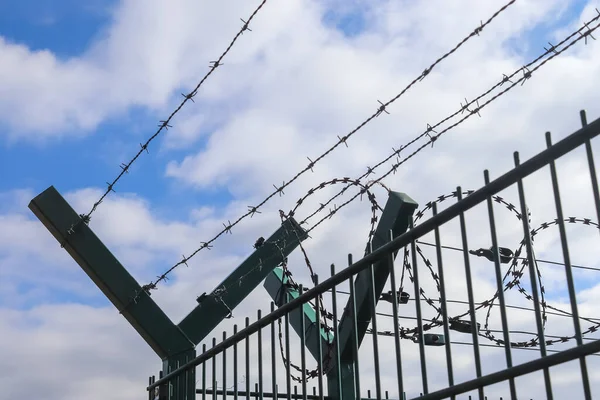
[[148, 111, 600, 391]]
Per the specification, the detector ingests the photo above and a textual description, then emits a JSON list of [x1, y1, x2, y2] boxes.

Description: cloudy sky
[[2, 0, 600, 399]]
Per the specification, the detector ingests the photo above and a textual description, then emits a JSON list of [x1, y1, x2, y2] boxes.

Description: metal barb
[[158, 120, 172, 130], [544, 42, 558, 54], [520, 66, 532, 85], [274, 182, 286, 196], [376, 100, 390, 117], [337, 135, 349, 147], [473, 20, 484, 36], [248, 206, 261, 217], [240, 18, 252, 32], [182, 92, 196, 102], [581, 21, 597, 45]]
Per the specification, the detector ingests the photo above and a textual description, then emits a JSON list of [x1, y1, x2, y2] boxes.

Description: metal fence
[[145, 110, 600, 400]]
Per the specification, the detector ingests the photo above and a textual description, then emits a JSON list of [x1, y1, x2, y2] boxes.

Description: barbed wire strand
[[112, 0, 516, 299], [123, 1, 517, 297], [306, 14, 600, 233], [79, 0, 269, 224], [300, 10, 600, 226], [147, 12, 600, 328], [414, 240, 600, 272]]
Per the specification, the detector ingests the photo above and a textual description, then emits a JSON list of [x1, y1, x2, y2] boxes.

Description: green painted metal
[[262, 191, 417, 400], [178, 217, 308, 345], [327, 191, 417, 400], [162, 349, 197, 400], [263, 267, 334, 361], [28, 186, 195, 360], [337, 191, 418, 362]]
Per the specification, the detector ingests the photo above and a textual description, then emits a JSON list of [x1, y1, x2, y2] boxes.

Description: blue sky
[[2, 1, 600, 398], [0, 0, 236, 222]]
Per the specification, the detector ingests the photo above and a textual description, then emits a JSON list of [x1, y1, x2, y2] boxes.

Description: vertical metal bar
[[203, 344, 207, 400], [314, 277, 325, 400], [483, 170, 517, 400], [384, 231, 404, 400], [368, 389, 372, 399], [367, 242, 382, 400], [285, 312, 292, 400], [176, 359, 181, 400], [581, 110, 600, 232], [159, 370, 164, 400], [348, 260, 362, 400], [224, 331, 228, 400], [430, 204, 455, 399], [385, 390, 389, 399], [213, 337, 218, 400], [258, 310, 264, 400], [348, 260, 361, 400], [271, 303, 278, 400], [514, 151, 554, 400], [410, 220, 428, 394], [294, 385, 299, 400], [256, 383, 260, 400], [299, 284, 308, 400], [546, 131, 592, 400], [246, 317, 251, 400], [148, 376, 153, 400], [234, 325, 239, 400], [313, 387, 317, 397], [331, 264, 343, 400], [456, 188, 484, 400]]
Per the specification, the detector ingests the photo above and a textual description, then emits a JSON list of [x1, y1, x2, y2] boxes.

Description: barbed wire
[[119, 1, 516, 300], [415, 240, 600, 273], [302, 10, 600, 229], [182, 15, 600, 375], [79, 0, 269, 225], [370, 298, 600, 324], [482, 217, 600, 348], [155, 11, 600, 367], [274, 184, 384, 382]]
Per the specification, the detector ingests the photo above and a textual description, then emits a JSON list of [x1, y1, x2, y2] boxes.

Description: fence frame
[[146, 111, 600, 399]]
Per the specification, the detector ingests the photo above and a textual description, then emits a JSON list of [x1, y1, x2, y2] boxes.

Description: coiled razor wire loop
[[275, 180, 383, 381], [394, 190, 543, 344], [304, 11, 600, 233], [108, 1, 519, 301], [482, 217, 600, 348], [366, 190, 599, 349]]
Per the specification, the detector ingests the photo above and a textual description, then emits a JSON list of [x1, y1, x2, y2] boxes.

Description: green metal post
[[263, 190, 417, 400], [178, 217, 308, 345], [29, 186, 195, 359], [29, 186, 198, 400], [329, 191, 417, 400], [263, 267, 334, 361], [336, 191, 418, 361]]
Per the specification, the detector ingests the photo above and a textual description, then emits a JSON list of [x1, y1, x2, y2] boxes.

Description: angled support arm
[[336, 191, 418, 362], [178, 217, 308, 345], [29, 186, 195, 360], [263, 267, 334, 363]]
